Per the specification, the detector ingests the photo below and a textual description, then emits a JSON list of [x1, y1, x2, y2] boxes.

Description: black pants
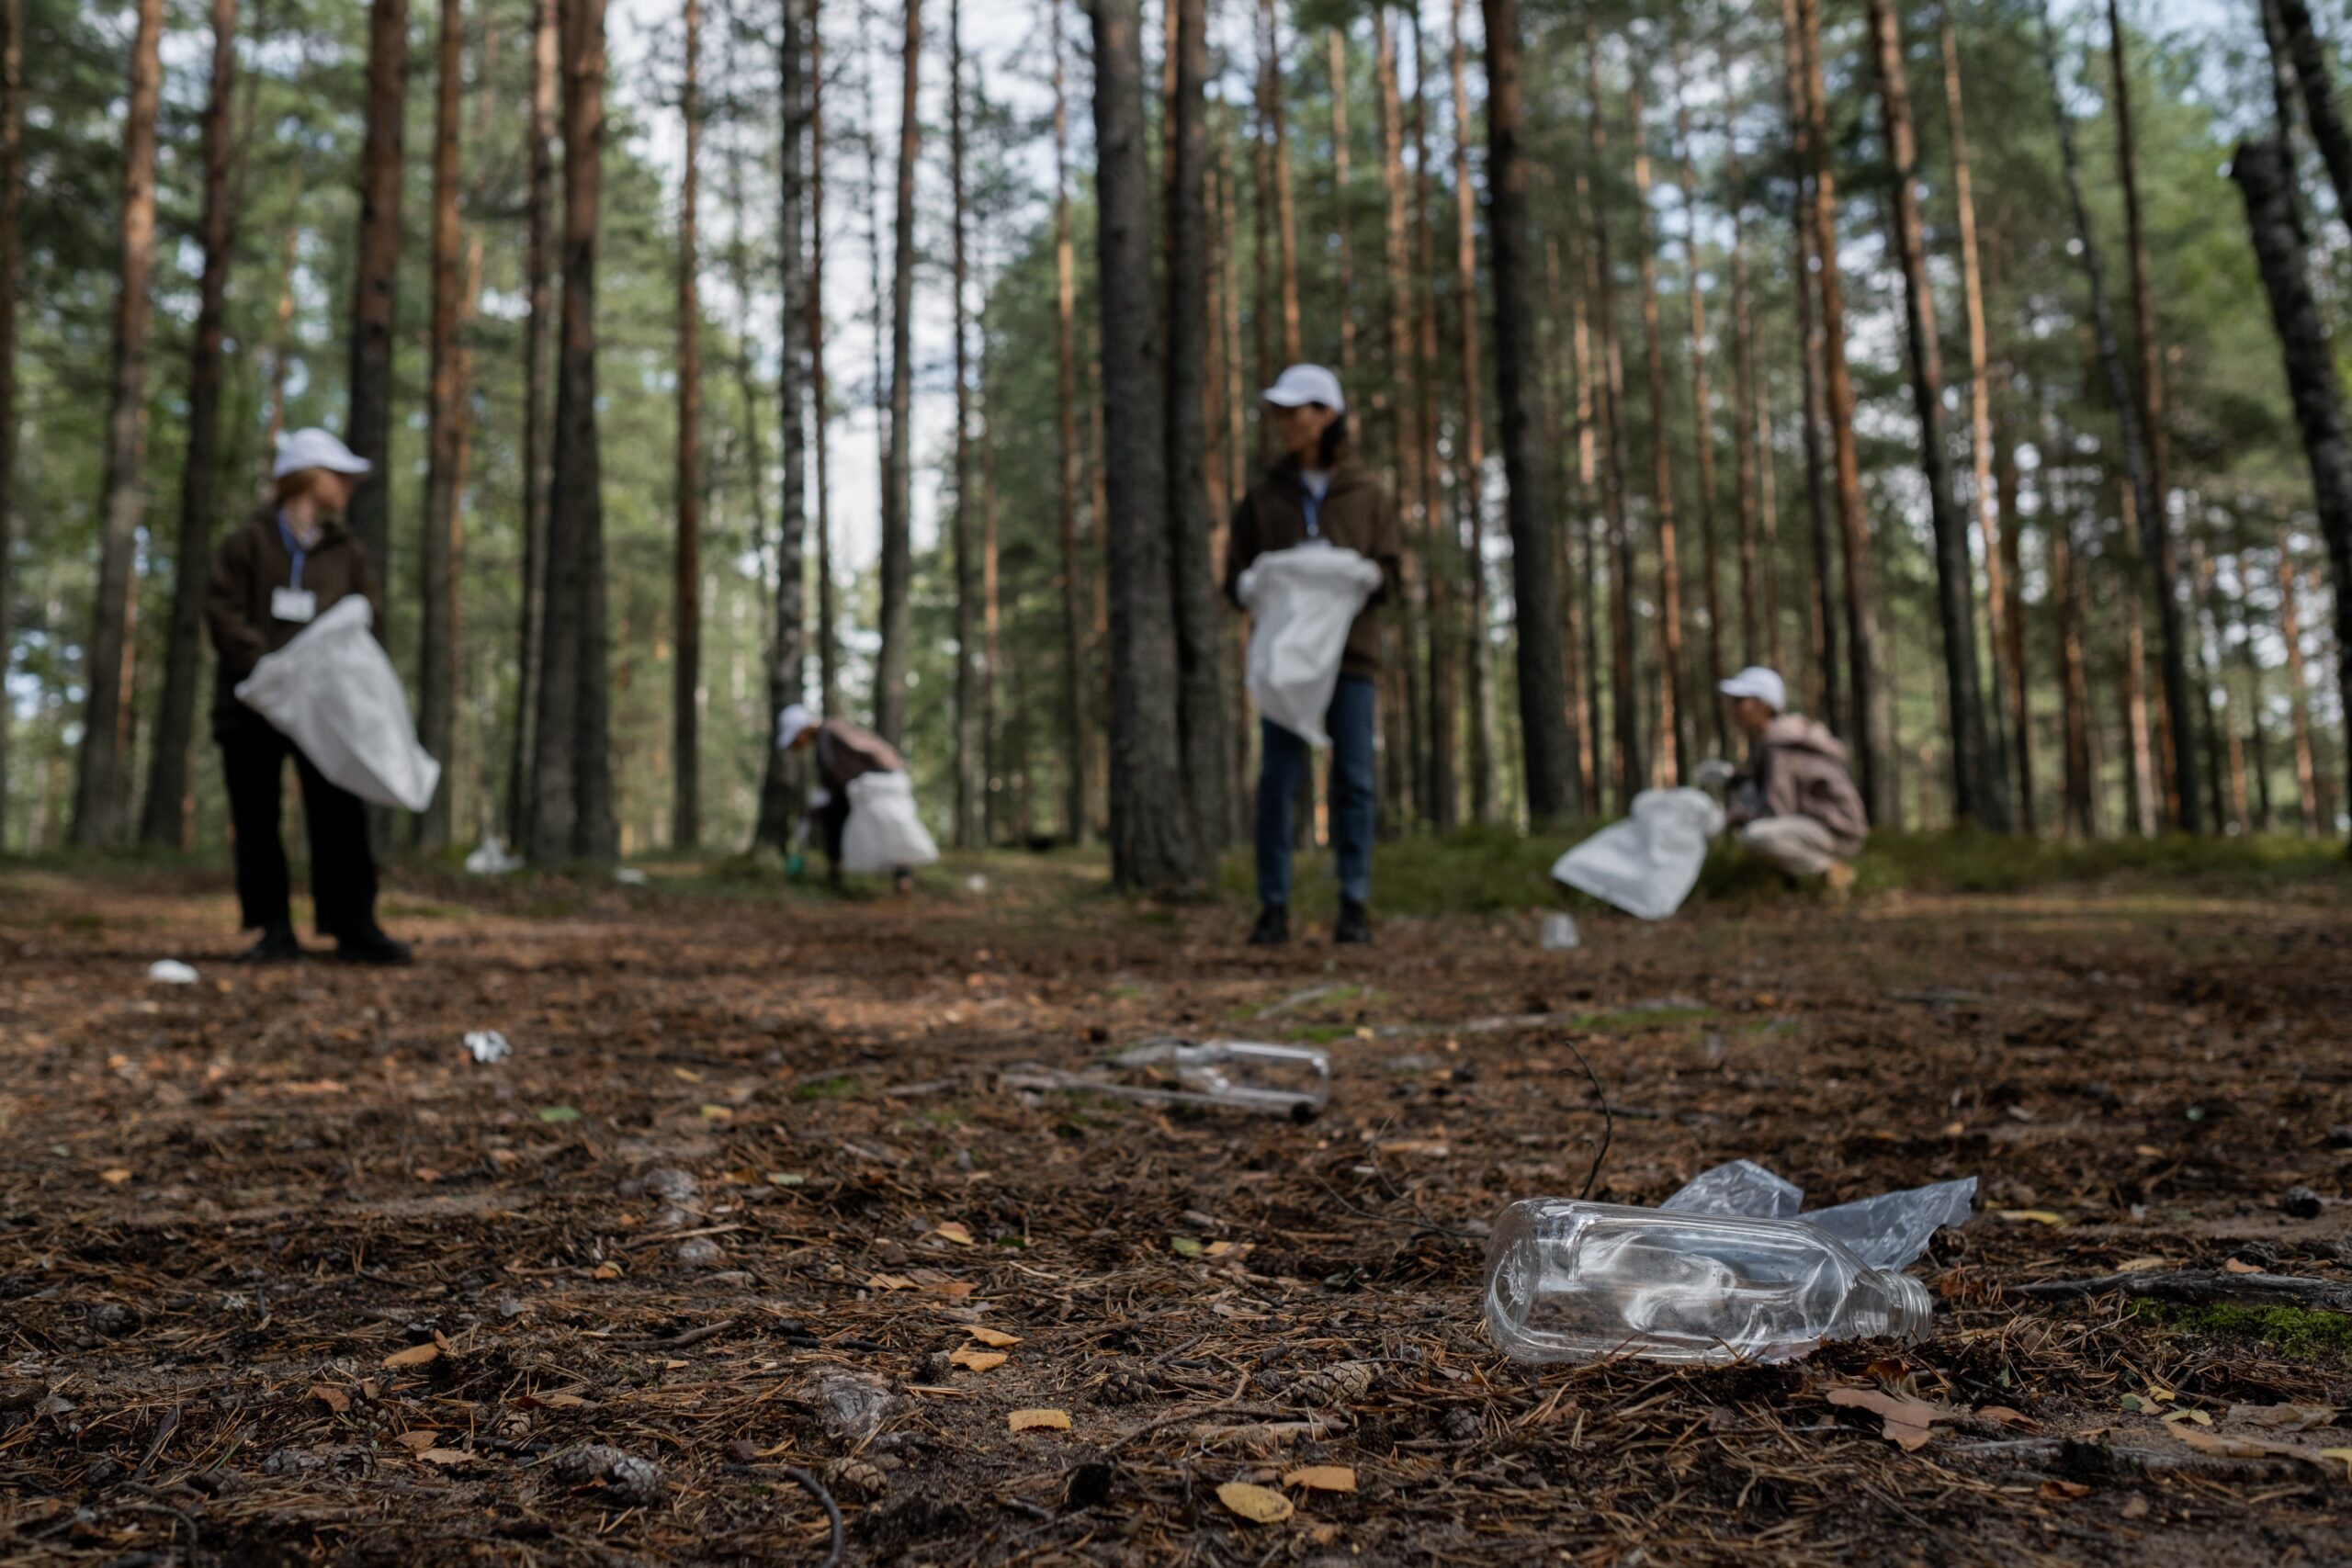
[[220, 727, 379, 939], [818, 791, 852, 880]]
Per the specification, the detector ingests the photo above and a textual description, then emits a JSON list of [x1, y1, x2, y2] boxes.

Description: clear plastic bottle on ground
[[1112, 1040, 1331, 1120], [1483, 1199, 1935, 1365]]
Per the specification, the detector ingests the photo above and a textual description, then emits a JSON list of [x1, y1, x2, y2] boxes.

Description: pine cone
[[823, 1457, 890, 1499], [1284, 1359, 1375, 1409]]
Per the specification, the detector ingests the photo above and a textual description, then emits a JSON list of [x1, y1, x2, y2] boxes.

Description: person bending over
[[1224, 364, 1404, 947], [777, 704, 916, 895], [1716, 666, 1867, 896], [204, 428, 413, 964]]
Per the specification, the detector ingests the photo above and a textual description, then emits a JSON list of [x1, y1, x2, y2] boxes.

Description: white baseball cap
[[272, 427, 375, 479], [1718, 666, 1788, 713], [1261, 363, 1346, 415], [775, 703, 817, 750]]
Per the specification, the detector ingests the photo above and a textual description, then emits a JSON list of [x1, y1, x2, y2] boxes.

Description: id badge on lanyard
[[273, 516, 318, 622]]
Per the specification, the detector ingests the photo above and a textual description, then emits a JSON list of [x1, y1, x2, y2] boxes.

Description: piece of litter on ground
[[463, 1030, 512, 1064], [614, 866, 650, 886], [147, 960, 198, 985], [464, 839, 525, 874], [966, 874, 988, 893], [1539, 912, 1580, 951]]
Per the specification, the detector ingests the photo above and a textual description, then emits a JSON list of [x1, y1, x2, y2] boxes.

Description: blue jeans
[[1257, 674, 1375, 908]]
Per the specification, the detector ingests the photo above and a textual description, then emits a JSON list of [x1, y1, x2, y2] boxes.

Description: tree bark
[[1329, 26, 1356, 377], [1865, 0, 2001, 828], [0, 0, 18, 834], [670, 0, 703, 849], [345, 0, 407, 590], [2272, 0, 2352, 240], [752, 0, 809, 852], [979, 291, 1002, 844], [2048, 436, 2095, 838], [507, 0, 558, 852], [1673, 45, 1727, 761], [950, 0, 978, 848], [1586, 33, 1642, 806], [1165, 0, 1227, 854], [1374, 6, 1427, 825], [2107, 0, 2199, 831], [1940, 9, 2017, 821], [875, 0, 919, 747], [1628, 73, 1684, 785], [1796, 0, 1885, 819], [71, 0, 164, 848], [533, 0, 615, 862], [1480, 0, 1570, 823], [1544, 231, 1589, 815], [2280, 552, 2323, 832], [1995, 417, 2034, 832], [1411, 9, 1456, 829], [1261, 0, 1301, 366], [810, 3, 836, 720], [1092, 0, 1197, 892], [1451, 0, 1498, 823], [1570, 213, 1607, 807], [2233, 135, 2352, 838], [1726, 109, 1761, 671], [2231, 552, 2277, 829], [415, 0, 466, 852], [1778, 0, 1838, 732], [1053, 0, 1086, 842], [139, 0, 238, 850]]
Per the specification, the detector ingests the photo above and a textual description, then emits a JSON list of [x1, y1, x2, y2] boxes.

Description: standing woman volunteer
[[203, 428, 412, 965], [1224, 365, 1404, 947]]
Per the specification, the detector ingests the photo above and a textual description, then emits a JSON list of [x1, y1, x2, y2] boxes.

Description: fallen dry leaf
[[948, 1347, 1007, 1372], [2038, 1479, 2092, 1501], [933, 1222, 975, 1246], [963, 1325, 1021, 1348], [1216, 1481, 1295, 1524], [591, 1261, 623, 1280], [98, 1168, 132, 1186], [1975, 1405, 2038, 1432], [2120, 1495, 2150, 1520], [864, 1273, 918, 1292], [1826, 1386, 1953, 1451], [2112, 1256, 2170, 1272], [310, 1385, 349, 1414], [2222, 1258, 2264, 1275], [416, 1448, 472, 1465], [382, 1343, 441, 1371], [1008, 1408, 1070, 1432], [1283, 1465, 1357, 1494], [2229, 1404, 2337, 1431], [394, 1430, 443, 1451], [1990, 1209, 2067, 1227]]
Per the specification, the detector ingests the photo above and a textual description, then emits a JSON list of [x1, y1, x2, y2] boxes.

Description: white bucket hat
[[272, 427, 375, 479], [1718, 666, 1788, 713], [1261, 363, 1346, 414], [775, 703, 817, 751]]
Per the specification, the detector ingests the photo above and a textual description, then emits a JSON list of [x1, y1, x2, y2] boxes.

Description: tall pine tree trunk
[[345, 0, 407, 588], [1092, 0, 1197, 892], [1052, 0, 1087, 842], [0, 0, 18, 835], [1166, 0, 1227, 853], [2047, 434, 2095, 837], [1727, 95, 1762, 671], [1374, 6, 1428, 825], [1797, 0, 1885, 818], [1261, 0, 1301, 365], [752, 0, 808, 851], [950, 0, 978, 847], [140, 0, 238, 849], [1481, 0, 1570, 822], [2271, 0, 2352, 238], [1629, 73, 1684, 784], [1865, 0, 2001, 827], [1571, 212, 1608, 805], [71, 0, 164, 848], [1412, 10, 1456, 829], [672, 0, 703, 849], [1451, 0, 1498, 822], [1996, 417, 2035, 830], [980, 293, 1002, 843], [1778, 0, 1838, 731], [2234, 135, 2352, 840], [810, 4, 837, 719], [874, 0, 919, 746], [1587, 33, 1642, 804], [417, 0, 466, 852], [507, 0, 558, 851], [2278, 547, 2323, 832], [1674, 46, 1728, 760], [1329, 26, 1356, 376]]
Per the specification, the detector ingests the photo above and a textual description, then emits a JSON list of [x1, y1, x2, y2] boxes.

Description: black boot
[[238, 922, 305, 964], [1333, 897, 1373, 946], [1249, 904, 1290, 946], [334, 925, 413, 967]]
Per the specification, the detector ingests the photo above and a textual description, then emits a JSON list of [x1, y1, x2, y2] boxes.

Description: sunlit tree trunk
[[1374, 6, 1427, 823], [1052, 0, 1087, 842], [1480, 0, 1571, 822], [416, 0, 467, 852], [2232, 553, 2278, 829], [669, 0, 702, 849], [507, 0, 558, 850], [1865, 0, 2001, 828], [1093, 0, 1198, 892], [71, 0, 164, 848], [139, 0, 238, 849], [752, 0, 809, 851], [809, 5, 837, 719], [1411, 9, 1456, 829], [950, 0, 978, 849], [1544, 230, 1591, 813], [1571, 209, 1608, 806], [1586, 34, 1642, 805], [1995, 418, 2034, 832], [1674, 45, 1727, 761], [874, 0, 919, 746], [1628, 73, 1683, 785], [1778, 0, 1838, 731], [1451, 0, 1498, 822], [345, 0, 407, 588]]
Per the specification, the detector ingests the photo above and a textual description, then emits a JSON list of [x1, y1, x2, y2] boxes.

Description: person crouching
[[1718, 667, 1868, 896], [776, 705, 917, 895]]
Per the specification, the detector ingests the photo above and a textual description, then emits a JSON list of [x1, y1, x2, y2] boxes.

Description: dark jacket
[[1728, 714, 1870, 847], [205, 510, 385, 741], [811, 718, 905, 795], [1223, 456, 1405, 679]]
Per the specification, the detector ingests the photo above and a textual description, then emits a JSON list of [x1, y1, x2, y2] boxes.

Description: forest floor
[[3, 845, 2351, 1566]]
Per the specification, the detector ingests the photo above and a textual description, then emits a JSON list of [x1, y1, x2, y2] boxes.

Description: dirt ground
[[3, 856, 2351, 1566]]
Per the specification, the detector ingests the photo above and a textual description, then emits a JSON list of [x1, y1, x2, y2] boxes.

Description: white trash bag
[[233, 597, 441, 813], [1236, 544, 1385, 748], [1550, 786, 1725, 921], [840, 772, 940, 875]]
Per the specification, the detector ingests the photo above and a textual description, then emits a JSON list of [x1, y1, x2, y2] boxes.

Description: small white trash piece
[[465, 839, 524, 875], [463, 1030, 513, 1064], [613, 867, 650, 886], [1539, 913, 1579, 952], [147, 959, 199, 985]]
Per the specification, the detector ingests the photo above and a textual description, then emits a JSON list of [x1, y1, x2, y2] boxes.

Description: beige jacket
[[1729, 715, 1870, 848]]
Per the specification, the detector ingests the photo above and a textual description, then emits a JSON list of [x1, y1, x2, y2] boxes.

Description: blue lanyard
[[275, 513, 307, 592], [1298, 475, 1329, 540]]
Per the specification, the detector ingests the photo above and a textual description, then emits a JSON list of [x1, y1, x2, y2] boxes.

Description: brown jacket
[[812, 718, 905, 795], [206, 510, 385, 741], [1728, 714, 1870, 847], [1224, 457, 1404, 679]]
